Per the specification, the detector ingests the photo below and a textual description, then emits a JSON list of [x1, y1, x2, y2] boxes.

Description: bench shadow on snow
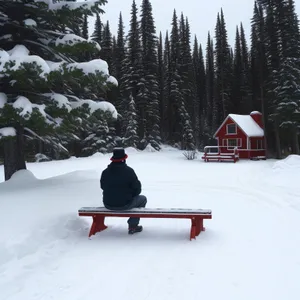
[[87, 225, 219, 244]]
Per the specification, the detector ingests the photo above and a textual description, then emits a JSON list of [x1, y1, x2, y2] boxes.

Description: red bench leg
[[195, 217, 205, 236], [190, 218, 196, 240], [190, 218, 206, 240], [89, 215, 108, 237]]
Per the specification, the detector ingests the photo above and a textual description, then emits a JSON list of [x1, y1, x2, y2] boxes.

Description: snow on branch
[[23, 19, 37, 27], [0, 92, 7, 108], [70, 99, 117, 118], [55, 33, 101, 51], [35, 0, 101, 11], [1, 45, 50, 77], [0, 127, 16, 138], [43, 93, 72, 111], [67, 59, 109, 75]]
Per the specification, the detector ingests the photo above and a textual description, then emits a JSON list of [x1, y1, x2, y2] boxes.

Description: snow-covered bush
[[35, 153, 51, 163]]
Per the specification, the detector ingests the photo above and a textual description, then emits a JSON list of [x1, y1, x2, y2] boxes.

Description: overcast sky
[[89, 0, 300, 48]]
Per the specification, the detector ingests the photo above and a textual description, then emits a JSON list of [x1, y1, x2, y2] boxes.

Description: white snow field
[[1, 146, 300, 300]]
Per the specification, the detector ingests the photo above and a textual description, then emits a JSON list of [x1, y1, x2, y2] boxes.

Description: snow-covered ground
[[1, 146, 300, 300]]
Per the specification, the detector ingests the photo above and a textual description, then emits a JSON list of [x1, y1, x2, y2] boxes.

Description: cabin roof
[[214, 114, 264, 137]]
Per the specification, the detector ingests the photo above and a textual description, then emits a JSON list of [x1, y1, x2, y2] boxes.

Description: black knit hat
[[110, 147, 128, 162]]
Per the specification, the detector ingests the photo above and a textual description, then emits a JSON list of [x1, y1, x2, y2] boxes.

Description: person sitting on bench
[[100, 147, 147, 234]]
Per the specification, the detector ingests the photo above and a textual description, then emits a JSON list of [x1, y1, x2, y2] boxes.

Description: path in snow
[[0, 150, 300, 300]]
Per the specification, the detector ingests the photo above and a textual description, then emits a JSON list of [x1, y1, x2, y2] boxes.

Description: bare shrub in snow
[[183, 150, 197, 160]]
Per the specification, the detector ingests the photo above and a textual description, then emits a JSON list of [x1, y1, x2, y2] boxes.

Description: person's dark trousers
[[126, 195, 147, 227], [104, 195, 147, 227]]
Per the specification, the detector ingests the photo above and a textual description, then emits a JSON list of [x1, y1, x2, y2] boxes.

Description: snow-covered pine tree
[[250, 1, 269, 155], [192, 36, 206, 148], [168, 10, 195, 149], [91, 12, 103, 43], [162, 31, 171, 141], [205, 32, 216, 134], [214, 10, 232, 123], [123, 94, 139, 148], [170, 71, 195, 150], [120, 0, 146, 147], [239, 23, 252, 114], [0, 0, 117, 180], [192, 36, 201, 146], [80, 108, 116, 156], [115, 13, 126, 82], [112, 13, 126, 137], [140, 0, 161, 150], [271, 0, 300, 154], [178, 15, 197, 143], [232, 26, 243, 113], [100, 21, 113, 69], [82, 14, 89, 39], [157, 32, 165, 138]]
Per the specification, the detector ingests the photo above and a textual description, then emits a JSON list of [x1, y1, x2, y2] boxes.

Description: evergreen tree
[[123, 94, 139, 148], [214, 10, 232, 123], [184, 17, 198, 141], [112, 13, 126, 137], [140, 0, 161, 150], [120, 0, 145, 147], [250, 2, 268, 117], [110, 36, 117, 76], [158, 32, 165, 138], [162, 31, 171, 141], [239, 23, 252, 113], [168, 10, 195, 149], [192, 36, 206, 147], [271, 0, 300, 154], [232, 26, 243, 113], [205, 32, 216, 133], [101, 21, 113, 69], [197, 44, 207, 147], [192, 36, 201, 146], [115, 13, 126, 83], [91, 13, 102, 43], [82, 14, 89, 39], [0, 0, 117, 180], [169, 10, 181, 143]]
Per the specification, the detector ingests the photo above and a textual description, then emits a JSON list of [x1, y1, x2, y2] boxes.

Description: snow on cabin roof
[[214, 113, 264, 137], [228, 114, 264, 137]]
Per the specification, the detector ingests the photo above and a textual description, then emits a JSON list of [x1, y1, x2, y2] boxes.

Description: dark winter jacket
[[100, 161, 141, 208]]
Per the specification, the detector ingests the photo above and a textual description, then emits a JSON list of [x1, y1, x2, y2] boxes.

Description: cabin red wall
[[250, 137, 265, 149], [215, 117, 247, 153]]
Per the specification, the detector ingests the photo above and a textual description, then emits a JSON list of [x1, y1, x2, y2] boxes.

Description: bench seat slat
[[78, 207, 212, 215]]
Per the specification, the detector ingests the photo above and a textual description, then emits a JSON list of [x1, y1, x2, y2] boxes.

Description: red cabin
[[202, 111, 266, 162]]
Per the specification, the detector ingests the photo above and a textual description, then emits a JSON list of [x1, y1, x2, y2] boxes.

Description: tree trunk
[[274, 120, 281, 159], [3, 125, 26, 181], [260, 85, 269, 158], [292, 126, 300, 155]]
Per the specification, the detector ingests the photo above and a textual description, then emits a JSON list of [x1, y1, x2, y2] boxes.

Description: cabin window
[[227, 139, 240, 150], [257, 140, 263, 149], [226, 123, 237, 134]]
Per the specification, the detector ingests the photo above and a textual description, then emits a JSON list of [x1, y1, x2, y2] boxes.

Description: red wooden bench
[[78, 207, 212, 240]]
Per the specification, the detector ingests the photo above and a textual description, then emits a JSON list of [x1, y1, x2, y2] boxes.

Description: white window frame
[[257, 139, 263, 149], [226, 123, 237, 135], [225, 138, 242, 150]]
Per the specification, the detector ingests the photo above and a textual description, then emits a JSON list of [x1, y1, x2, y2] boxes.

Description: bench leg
[[195, 218, 204, 236], [190, 218, 196, 240], [190, 218, 206, 240], [89, 215, 108, 237]]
